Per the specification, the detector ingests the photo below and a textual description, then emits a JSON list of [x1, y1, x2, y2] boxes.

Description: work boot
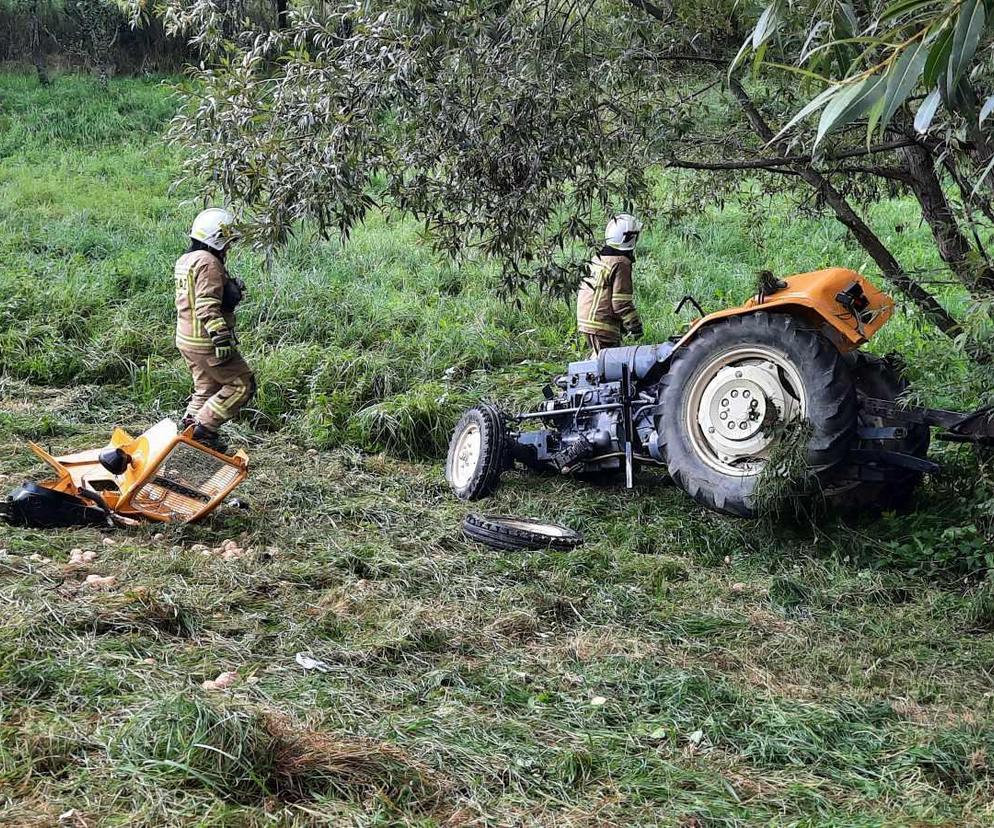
[[179, 415, 196, 432], [192, 423, 228, 454]]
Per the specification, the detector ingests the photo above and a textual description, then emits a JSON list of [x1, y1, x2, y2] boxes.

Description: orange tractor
[[446, 267, 994, 516]]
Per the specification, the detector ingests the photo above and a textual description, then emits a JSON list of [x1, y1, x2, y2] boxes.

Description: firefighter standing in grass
[[577, 214, 644, 355], [174, 208, 255, 452]]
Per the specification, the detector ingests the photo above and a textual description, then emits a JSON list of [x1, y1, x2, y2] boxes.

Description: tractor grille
[[130, 442, 243, 522]]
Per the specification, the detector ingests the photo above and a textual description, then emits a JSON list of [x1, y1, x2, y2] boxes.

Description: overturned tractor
[[446, 268, 994, 517]]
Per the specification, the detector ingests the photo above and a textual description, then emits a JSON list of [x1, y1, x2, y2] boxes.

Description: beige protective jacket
[[174, 250, 236, 354], [576, 253, 641, 342]]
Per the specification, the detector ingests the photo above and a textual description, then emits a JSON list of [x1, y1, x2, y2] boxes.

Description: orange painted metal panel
[[27, 419, 247, 524], [678, 268, 894, 352]]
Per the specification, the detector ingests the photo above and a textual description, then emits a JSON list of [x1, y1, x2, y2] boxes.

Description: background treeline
[[0, 0, 301, 79]]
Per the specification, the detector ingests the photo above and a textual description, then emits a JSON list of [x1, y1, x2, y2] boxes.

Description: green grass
[[2, 70, 994, 826]]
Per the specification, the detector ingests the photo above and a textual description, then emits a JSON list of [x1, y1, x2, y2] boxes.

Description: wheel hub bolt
[[731, 390, 738, 398], [727, 422, 735, 429], [720, 412, 728, 420], [721, 398, 729, 407], [743, 390, 750, 398]]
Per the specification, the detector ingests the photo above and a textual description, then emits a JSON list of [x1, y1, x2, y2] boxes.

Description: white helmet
[[605, 213, 642, 251], [190, 207, 239, 251]]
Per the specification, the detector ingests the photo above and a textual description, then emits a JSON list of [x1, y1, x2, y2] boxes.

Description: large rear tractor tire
[[446, 405, 508, 500], [829, 352, 931, 512], [658, 312, 858, 517]]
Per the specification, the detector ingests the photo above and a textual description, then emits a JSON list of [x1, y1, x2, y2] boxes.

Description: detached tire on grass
[[658, 312, 858, 517], [446, 404, 508, 500], [462, 513, 583, 551]]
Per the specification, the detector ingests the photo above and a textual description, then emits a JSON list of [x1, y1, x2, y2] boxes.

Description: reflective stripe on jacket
[[576, 254, 641, 339], [174, 250, 236, 353]]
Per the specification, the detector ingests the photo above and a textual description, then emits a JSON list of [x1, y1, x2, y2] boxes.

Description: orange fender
[[677, 267, 894, 353]]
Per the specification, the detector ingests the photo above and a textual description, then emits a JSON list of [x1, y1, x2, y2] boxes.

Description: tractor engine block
[[511, 343, 674, 474]]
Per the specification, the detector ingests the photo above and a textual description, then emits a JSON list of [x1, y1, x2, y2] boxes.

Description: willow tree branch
[[728, 76, 962, 338], [625, 0, 674, 24]]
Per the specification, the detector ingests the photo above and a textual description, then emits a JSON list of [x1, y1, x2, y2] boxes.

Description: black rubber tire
[[462, 513, 584, 551], [445, 405, 508, 500], [829, 352, 931, 512], [658, 312, 858, 517]]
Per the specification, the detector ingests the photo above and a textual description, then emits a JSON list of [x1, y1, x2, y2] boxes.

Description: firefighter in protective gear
[[174, 208, 255, 451], [576, 214, 644, 355]]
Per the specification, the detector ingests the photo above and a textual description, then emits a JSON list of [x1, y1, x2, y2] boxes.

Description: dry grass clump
[[63, 588, 199, 638], [354, 383, 468, 459], [266, 713, 448, 808], [964, 580, 994, 632], [112, 694, 448, 811]]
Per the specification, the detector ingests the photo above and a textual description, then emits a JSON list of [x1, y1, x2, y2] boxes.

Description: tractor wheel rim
[[450, 423, 482, 487], [494, 518, 573, 537], [686, 345, 806, 478]]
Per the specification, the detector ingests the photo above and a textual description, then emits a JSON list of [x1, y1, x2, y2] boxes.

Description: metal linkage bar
[[859, 395, 965, 429], [621, 363, 635, 489], [512, 402, 623, 421]]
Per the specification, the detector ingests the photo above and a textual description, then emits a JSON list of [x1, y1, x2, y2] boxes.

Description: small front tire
[[446, 405, 508, 500], [462, 513, 583, 551]]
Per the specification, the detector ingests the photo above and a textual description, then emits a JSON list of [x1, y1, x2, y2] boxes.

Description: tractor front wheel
[[446, 404, 508, 500], [657, 312, 857, 517]]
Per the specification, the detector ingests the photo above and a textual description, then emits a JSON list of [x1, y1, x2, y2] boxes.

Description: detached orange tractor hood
[[3, 419, 248, 528]]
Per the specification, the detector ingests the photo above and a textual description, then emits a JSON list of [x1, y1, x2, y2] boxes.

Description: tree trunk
[[897, 141, 994, 298], [728, 78, 962, 337], [276, 0, 289, 29], [29, 1, 49, 86]]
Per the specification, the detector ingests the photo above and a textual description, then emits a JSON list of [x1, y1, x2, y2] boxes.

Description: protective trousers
[[585, 333, 618, 357], [179, 347, 255, 431]]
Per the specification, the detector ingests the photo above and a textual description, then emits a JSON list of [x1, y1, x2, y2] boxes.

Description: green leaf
[[914, 87, 942, 133], [877, 39, 930, 137], [729, 35, 753, 75], [837, 3, 858, 34], [800, 19, 828, 62], [923, 23, 953, 88], [866, 95, 887, 145], [769, 84, 839, 144], [880, 0, 941, 23], [814, 76, 885, 149], [752, 3, 779, 50], [971, 151, 994, 197], [980, 94, 994, 125], [751, 40, 769, 79], [763, 61, 836, 83], [946, 0, 985, 97]]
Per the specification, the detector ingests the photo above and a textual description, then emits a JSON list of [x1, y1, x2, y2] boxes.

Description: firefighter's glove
[[211, 329, 237, 362]]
